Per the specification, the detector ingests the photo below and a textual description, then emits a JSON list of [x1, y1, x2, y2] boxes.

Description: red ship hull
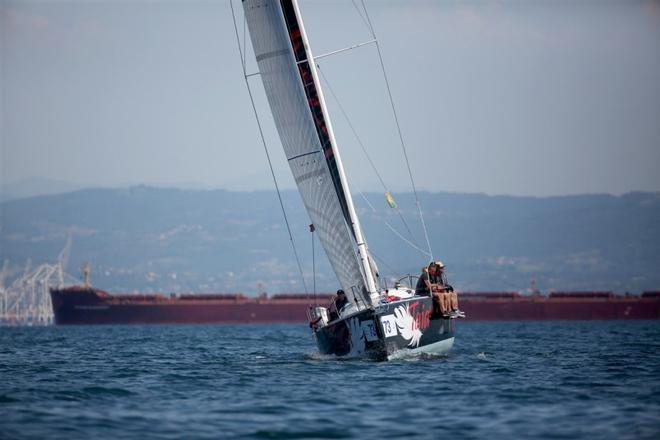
[[50, 287, 660, 325], [49, 287, 330, 325], [459, 296, 660, 320]]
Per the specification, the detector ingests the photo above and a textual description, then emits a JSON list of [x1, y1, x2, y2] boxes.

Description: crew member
[[328, 289, 348, 321], [415, 266, 430, 296], [435, 261, 465, 318], [416, 263, 448, 316]]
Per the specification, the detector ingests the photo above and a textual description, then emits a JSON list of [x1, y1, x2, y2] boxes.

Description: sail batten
[[243, 0, 378, 306]]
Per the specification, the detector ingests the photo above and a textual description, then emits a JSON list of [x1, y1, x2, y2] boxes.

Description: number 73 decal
[[379, 315, 398, 338]]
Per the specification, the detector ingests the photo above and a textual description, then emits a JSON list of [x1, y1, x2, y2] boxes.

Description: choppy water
[[1, 321, 659, 439]]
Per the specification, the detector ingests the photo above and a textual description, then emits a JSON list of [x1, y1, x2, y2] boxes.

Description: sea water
[[1, 321, 659, 439]]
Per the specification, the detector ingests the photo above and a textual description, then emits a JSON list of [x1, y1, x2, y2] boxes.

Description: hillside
[[1, 187, 658, 294]]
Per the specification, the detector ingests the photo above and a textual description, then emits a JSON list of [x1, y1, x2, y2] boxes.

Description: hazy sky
[[2, 0, 659, 196]]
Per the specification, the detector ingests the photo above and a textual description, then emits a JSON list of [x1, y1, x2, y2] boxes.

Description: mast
[[242, 0, 380, 307], [288, 0, 379, 301]]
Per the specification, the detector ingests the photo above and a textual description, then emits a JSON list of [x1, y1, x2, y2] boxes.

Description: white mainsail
[[242, 0, 379, 306]]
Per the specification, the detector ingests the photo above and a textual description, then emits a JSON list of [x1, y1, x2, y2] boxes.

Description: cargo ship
[[49, 286, 660, 325]]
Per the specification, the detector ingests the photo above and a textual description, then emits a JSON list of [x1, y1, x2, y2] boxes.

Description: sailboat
[[238, 0, 454, 360]]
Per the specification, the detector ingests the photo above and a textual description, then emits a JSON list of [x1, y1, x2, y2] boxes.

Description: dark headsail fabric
[[243, 0, 370, 304]]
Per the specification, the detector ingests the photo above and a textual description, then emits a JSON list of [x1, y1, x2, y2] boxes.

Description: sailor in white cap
[[434, 261, 464, 318]]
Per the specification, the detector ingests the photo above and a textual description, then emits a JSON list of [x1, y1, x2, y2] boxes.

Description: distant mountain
[[0, 178, 91, 202], [1, 186, 658, 294], [0, 178, 218, 202]]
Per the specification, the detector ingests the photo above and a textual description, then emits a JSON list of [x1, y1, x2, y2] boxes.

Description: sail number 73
[[380, 315, 398, 338]]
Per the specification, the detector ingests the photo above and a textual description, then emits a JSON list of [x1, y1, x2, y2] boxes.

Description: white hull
[[387, 337, 455, 361]]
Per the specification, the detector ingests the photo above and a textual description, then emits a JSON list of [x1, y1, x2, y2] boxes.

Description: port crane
[[0, 238, 78, 325]]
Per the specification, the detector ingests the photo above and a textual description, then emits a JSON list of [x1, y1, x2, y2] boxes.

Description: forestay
[[242, 0, 378, 307]]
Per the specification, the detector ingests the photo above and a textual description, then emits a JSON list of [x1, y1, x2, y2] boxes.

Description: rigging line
[[367, 249, 398, 280], [359, 0, 376, 38], [358, 191, 432, 258], [351, 0, 372, 33], [230, 0, 309, 295], [313, 39, 376, 61], [311, 227, 316, 304], [242, 5, 247, 72], [361, 0, 434, 261], [317, 67, 385, 188], [317, 65, 423, 252]]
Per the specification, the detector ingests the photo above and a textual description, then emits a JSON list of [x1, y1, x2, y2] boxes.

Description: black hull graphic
[[314, 297, 454, 361]]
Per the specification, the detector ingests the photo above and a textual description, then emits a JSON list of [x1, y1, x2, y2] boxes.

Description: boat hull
[[313, 296, 454, 361]]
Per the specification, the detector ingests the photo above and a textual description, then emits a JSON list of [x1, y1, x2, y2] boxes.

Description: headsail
[[242, 0, 378, 306]]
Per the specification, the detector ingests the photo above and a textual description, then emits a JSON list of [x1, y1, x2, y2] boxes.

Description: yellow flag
[[385, 191, 397, 209]]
